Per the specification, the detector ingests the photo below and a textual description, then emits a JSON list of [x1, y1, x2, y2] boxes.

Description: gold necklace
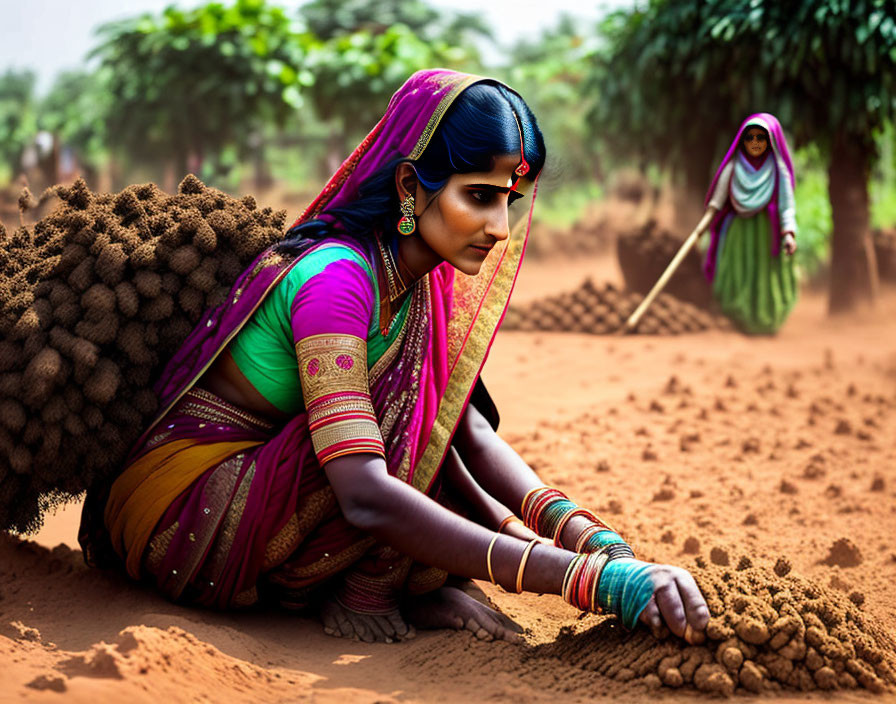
[[376, 236, 408, 303], [376, 236, 410, 335]]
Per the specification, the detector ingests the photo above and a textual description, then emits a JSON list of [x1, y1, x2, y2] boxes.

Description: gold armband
[[297, 334, 385, 465]]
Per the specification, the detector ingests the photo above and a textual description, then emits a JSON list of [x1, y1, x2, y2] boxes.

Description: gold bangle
[[486, 533, 501, 586], [575, 525, 600, 553], [590, 549, 611, 612], [497, 515, 519, 534], [515, 539, 539, 594], [561, 553, 580, 598], [520, 486, 543, 518]]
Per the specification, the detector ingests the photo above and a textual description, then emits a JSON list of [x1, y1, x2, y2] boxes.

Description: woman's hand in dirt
[[637, 563, 710, 644], [782, 232, 797, 255]]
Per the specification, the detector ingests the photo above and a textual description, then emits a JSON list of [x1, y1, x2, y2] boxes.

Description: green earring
[[397, 193, 416, 236]]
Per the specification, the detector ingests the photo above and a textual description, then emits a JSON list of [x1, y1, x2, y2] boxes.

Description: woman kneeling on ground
[[80, 69, 709, 644]]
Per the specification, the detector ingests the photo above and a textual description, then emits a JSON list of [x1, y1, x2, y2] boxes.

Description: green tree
[[589, 0, 896, 313], [296, 1, 487, 177], [757, 0, 896, 311], [38, 70, 109, 185], [503, 15, 602, 187], [0, 69, 38, 182], [588, 3, 754, 230], [299, 0, 490, 45], [90, 0, 306, 189]]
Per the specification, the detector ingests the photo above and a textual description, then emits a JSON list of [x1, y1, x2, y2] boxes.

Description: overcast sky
[[0, 0, 633, 94]]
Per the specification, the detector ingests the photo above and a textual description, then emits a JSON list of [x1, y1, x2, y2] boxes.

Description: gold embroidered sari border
[[411, 217, 528, 493]]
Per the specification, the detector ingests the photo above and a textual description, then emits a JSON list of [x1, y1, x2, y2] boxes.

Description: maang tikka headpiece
[[510, 109, 530, 192]]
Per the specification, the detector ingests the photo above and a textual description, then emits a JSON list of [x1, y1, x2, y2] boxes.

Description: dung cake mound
[[502, 279, 730, 335], [0, 176, 286, 533], [535, 561, 895, 696], [617, 219, 712, 309]]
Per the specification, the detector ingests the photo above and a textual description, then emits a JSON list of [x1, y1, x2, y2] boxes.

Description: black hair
[[278, 81, 545, 255]]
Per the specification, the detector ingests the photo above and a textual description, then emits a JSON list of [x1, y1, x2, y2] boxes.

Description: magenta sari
[[80, 69, 537, 610]]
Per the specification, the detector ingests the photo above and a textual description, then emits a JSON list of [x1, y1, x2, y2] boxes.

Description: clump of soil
[[501, 279, 730, 335], [0, 176, 286, 533], [820, 538, 863, 568], [536, 562, 896, 696], [617, 219, 712, 309]]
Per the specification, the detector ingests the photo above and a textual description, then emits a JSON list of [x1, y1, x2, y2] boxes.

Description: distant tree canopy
[[85, 0, 485, 186], [0, 70, 37, 180], [300, 0, 491, 43], [296, 0, 487, 172], [91, 0, 304, 183], [502, 15, 601, 187], [589, 0, 896, 312], [38, 70, 109, 183]]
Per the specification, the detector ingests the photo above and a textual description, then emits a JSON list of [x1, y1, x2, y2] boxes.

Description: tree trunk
[[675, 142, 715, 236], [254, 148, 274, 192], [827, 130, 878, 314]]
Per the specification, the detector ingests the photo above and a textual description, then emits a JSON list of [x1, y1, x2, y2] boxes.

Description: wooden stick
[[621, 209, 716, 333]]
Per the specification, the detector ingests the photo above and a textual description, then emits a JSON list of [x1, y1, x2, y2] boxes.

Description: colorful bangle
[[486, 533, 501, 587], [516, 539, 539, 594], [553, 507, 596, 546], [575, 524, 623, 553], [521, 487, 566, 533], [579, 528, 633, 555], [561, 554, 584, 599], [562, 546, 613, 612]]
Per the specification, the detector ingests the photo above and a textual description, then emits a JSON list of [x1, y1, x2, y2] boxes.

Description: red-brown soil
[[2, 252, 895, 703]]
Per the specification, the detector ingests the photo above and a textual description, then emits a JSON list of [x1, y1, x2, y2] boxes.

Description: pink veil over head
[[703, 113, 795, 281]]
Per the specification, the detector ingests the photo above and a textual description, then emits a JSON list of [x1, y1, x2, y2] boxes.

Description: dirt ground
[[1, 251, 894, 703]]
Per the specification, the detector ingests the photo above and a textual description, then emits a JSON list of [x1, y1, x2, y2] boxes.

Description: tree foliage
[[300, 0, 490, 44], [38, 70, 109, 180], [295, 0, 486, 171], [501, 15, 602, 187], [588, 0, 896, 176], [0, 70, 37, 179], [589, 0, 896, 309], [90, 0, 306, 181]]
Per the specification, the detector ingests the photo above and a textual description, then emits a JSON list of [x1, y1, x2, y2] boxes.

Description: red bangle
[[552, 507, 596, 547]]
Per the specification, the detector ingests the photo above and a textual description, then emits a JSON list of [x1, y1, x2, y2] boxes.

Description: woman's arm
[[325, 451, 709, 641], [452, 403, 598, 549], [452, 403, 710, 641], [778, 162, 798, 254], [441, 445, 541, 541], [325, 452, 572, 594]]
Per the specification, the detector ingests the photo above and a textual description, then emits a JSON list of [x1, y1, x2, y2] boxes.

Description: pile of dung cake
[[535, 558, 895, 696], [617, 219, 713, 309], [0, 175, 286, 533], [501, 279, 729, 335]]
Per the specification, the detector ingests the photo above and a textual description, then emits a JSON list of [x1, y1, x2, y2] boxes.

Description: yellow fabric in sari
[[105, 439, 262, 579]]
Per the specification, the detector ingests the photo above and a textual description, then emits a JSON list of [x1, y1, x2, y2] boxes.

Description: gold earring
[[397, 193, 416, 236]]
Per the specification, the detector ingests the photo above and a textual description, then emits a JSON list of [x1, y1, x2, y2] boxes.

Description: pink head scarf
[[703, 113, 796, 281]]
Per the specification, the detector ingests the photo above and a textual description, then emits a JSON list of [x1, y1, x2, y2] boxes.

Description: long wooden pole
[[621, 208, 716, 333]]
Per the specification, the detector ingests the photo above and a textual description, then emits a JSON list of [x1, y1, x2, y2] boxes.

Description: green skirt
[[712, 213, 797, 334]]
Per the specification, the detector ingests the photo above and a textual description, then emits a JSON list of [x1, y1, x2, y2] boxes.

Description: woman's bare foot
[[320, 597, 416, 643], [403, 584, 524, 643]]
